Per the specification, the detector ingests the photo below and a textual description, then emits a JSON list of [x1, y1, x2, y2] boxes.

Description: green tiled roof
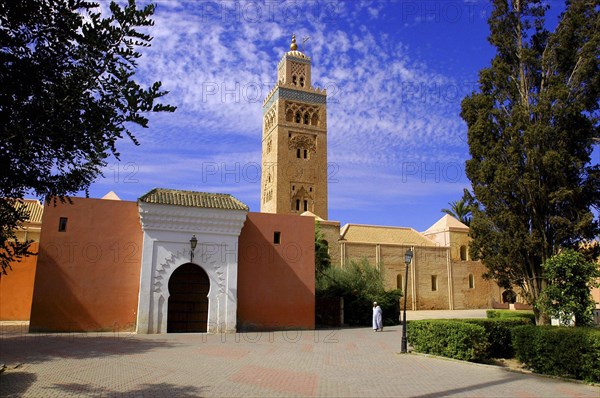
[[138, 188, 249, 211]]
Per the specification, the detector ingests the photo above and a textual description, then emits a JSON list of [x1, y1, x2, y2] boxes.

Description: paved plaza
[[1, 311, 598, 397]]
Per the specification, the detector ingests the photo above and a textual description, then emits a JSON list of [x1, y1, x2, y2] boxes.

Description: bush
[[407, 320, 489, 361], [486, 310, 535, 324], [316, 258, 401, 327], [512, 326, 600, 382], [458, 318, 532, 358]]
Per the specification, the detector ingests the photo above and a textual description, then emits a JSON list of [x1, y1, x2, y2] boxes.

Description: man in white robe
[[372, 302, 383, 331]]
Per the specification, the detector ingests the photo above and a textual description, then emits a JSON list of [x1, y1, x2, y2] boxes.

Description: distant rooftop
[[102, 191, 121, 200], [16, 199, 44, 224], [340, 224, 437, 247], [423, 214, 469, 235], [138, 188, 249, 211]]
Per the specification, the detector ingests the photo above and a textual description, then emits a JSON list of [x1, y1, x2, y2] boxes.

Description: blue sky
[[84, 0, 597, 232]]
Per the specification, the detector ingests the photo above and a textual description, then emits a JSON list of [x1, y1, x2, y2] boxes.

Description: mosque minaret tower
[[260, 34, 328, 219]]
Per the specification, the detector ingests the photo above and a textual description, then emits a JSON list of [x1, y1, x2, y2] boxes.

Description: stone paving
[[1, 311, 598, 397]]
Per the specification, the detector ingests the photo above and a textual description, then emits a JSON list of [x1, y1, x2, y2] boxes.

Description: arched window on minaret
[[303, 113, 309, 125], [295, 112, 301, 123], [291, 187, 312, 213], [299, 77, 305, 87], [292, 75, 297, 86], [311, 113, 318, 126]]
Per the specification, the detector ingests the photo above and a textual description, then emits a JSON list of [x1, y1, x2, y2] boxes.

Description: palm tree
[[441, 199, 472, 226]]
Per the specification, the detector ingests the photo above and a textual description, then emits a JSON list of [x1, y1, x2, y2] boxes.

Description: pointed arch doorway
[[167, 263, 210, 333]]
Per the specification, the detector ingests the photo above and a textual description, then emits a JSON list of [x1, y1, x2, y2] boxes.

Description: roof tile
[[138, 188, 249, 211]]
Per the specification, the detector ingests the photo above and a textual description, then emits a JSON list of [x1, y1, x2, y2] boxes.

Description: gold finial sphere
[[290, 34, 297, 51]]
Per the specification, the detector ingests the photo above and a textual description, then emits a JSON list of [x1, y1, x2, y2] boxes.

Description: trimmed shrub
[[486, 309, 535, 324], [512, 325, 600, 382], [458, 318, 532, 358], [407, 320, 489, 361]]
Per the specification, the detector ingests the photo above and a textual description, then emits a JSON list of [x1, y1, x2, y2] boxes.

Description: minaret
[[260, 34, 328, 219]]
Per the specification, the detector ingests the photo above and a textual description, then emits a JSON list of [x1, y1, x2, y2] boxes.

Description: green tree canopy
[[460, 0, 599, 323], [0, 0, 175, 275], [538, 249, 600, 326]]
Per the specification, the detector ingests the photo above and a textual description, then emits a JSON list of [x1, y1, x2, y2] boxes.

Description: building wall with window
[[237, 212, 315, 330], [19, 194, 316, 333], [450, 260, 501, 310], [315, 215, 504, 311], [29, 197, 143, 332]]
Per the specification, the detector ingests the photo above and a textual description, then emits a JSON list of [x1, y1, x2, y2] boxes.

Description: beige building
[[310, 213, 502, 310]]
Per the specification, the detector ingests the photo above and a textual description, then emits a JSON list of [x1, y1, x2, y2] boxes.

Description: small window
[[274, 231, 281, 245], [292, 75, 297, 85], [58, 217, 68, 232], [303, 200, 308, 211], [295, 112, 301, 123], [296, 148, 301, 158], [292, 185, 295, 191], [431, 275, 438, 292], [468, 274, 475, 289], [303, 149, 308, 159], [309, 187, 312, 192], [303, 113, 309, 124], [460, 245, 467, 261], [295, 199, 300, 211], [299, 77, 305, 87]]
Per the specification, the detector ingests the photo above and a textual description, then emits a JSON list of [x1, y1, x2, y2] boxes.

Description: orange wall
[[0, 242, 38, 321], [29, 198, 142, 332], [238, 212, 315, 330]]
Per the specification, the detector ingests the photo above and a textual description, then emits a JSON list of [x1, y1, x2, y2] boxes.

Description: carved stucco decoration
[[288, 134, 316, 153], [153, 245, 226, 296]]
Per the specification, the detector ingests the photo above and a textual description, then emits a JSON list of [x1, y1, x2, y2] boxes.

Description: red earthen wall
[[29, 198, 142, 332], [237, 212, 315, 330], [0, 242, 39, 321]]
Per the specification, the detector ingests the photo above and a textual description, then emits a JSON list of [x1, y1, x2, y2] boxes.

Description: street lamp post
[[190, 235, 198, 262], [401, 248, 413, 353]]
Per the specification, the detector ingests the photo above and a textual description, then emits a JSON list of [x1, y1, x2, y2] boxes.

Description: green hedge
[[486, 310, 535, 324], [512, 326, 600, 382], [406, 320, 489, 361], [458, 318, 532, 358]]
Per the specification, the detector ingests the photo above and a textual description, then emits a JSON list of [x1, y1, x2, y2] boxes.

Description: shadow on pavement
[[0, 371, 37, 398], [46, 382, 205, 397], [410, 373, 525, 398], [0, 334, 180, 365]]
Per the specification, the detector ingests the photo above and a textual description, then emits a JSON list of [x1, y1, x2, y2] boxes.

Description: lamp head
[[405, 248, 413, 265]]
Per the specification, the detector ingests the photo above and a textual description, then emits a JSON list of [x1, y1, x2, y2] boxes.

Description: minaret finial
[[290, 34, 297, 51]]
